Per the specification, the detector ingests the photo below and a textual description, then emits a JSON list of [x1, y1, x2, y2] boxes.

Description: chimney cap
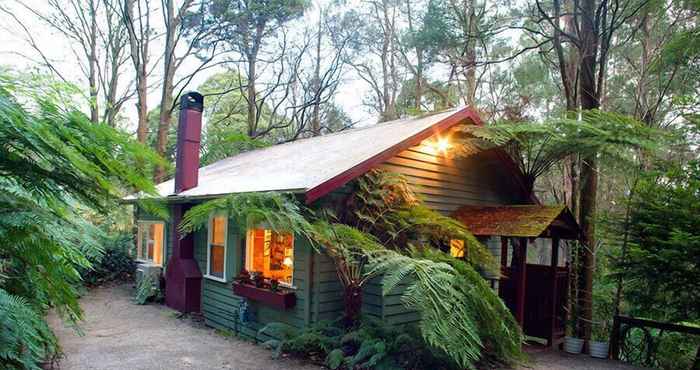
[[180, 92, 204, 112]]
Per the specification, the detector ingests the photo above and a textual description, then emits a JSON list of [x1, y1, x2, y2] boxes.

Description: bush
[[133, 272, 163, 305], [259, 317, 459, 370], [80, 231, 137, 286]]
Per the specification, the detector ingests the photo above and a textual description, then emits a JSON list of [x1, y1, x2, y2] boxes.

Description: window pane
[[247, 229, 294, 285], [211, 216, 226, 245], [151, 223, 164, 265], [450, 239, 465, 258], [210, 245, 224, 278]]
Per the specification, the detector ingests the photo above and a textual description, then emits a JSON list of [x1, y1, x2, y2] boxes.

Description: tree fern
[[0, 71, 161, 368]]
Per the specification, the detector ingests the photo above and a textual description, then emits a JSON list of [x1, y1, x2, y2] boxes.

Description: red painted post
[[514, 237, 527, 326], [548, 237, 560, 346], [610, 315, 621, 360], [499, 237, 508, 296]]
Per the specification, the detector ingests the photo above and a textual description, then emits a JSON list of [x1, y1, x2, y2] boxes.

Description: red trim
[[304, 107, 537, 205], [305, 108, 483, 204]]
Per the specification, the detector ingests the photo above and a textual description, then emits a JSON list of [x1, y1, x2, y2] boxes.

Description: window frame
[[245, 228, 295, 288], [136, 220, 165, 266], [205, 212, 228, 283]]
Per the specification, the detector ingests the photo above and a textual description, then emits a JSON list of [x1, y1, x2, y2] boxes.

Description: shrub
[[81, 231, 137, 286], [133, 272, 163, 305], [259, 318, 459, 370]]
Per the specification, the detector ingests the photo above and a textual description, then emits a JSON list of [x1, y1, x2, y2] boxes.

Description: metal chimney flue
[[174, 92, 204, 194], [165, 91, 204, 314]]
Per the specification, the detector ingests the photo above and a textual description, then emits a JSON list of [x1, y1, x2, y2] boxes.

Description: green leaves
[[179, 192, 312, 238], [461, 111, 669, 194], [0, 71, 162, 369], [368, 248, 524, 369]]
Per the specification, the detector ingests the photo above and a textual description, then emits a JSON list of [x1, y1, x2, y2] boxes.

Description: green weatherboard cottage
[[128, 92, 580, 346]]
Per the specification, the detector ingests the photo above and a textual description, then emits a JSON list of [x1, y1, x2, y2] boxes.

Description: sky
[[0, 0, 373, 133]]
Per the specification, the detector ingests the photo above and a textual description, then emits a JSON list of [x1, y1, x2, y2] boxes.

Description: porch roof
[[452, 205, 580, 239]]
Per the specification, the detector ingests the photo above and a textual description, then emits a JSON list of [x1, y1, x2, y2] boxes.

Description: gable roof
[[142, 107, 531, 204], [452, 205, 580, 239]]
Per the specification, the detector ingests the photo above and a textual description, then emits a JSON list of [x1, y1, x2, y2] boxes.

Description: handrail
[[610, 315, 700, 369]]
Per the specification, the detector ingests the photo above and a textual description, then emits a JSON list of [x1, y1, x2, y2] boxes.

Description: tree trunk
[[247, 55, 257, 137], [125, 0, 150, 144], [463, 0, 477, 107], [576, 0, 600, 347], [311, 8, 323, 136], [343, 283, 363, 327], [154, 0, 177, 182], [88, 0, 99, 124]]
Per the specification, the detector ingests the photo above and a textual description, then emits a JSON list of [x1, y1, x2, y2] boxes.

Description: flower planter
[[589, 340, 609, 359], [232, 282, 296, 310], [563, 336, 584, 354]]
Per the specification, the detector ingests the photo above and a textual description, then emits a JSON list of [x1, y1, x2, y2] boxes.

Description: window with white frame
[[245, 228, 294, 286], [206, 213, 228, 281], [136, 221, 165, 266]]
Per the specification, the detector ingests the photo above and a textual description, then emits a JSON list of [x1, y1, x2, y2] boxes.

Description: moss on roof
[[452, 205, 578, 238]]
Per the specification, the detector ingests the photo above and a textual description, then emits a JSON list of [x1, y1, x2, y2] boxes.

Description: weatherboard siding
[[191, 219, 318, 340], [379, 136, 523, 214]]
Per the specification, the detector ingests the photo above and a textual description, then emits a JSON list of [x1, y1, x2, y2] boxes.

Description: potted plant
[[563, 313, 584, 354], [589, 321, 610, 359], [251, 271, 264, 288], [270, 279, 279, 293]]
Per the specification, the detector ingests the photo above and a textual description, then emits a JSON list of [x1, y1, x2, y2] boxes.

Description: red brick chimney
[[165, 92, 204, 313]]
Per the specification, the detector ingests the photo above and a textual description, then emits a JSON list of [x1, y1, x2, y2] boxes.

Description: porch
[[454, 205, 580, 347]]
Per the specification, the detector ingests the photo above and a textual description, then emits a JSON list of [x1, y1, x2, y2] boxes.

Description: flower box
[[232, 282, 296, 310]]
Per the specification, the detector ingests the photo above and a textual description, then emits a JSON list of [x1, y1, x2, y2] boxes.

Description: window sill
[[136, 260, 162, 268], [204, 274, 227, 283], [232, 282, 296, 310]]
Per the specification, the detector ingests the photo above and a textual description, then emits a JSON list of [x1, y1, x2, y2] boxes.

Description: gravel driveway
[[47, 283, 321, 370]]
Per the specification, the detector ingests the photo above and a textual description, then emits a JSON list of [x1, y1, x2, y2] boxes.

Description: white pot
[[589, 340, 609, 359], [563, 336, 584, 354]]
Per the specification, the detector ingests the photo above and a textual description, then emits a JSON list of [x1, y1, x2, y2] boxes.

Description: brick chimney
[[165, 92, 204, 313]]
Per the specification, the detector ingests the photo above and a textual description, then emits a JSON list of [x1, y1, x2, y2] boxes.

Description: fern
[[368, 248, 525, 369], [0, 289, 58, 370], [0, 71, 161, 368], [133, 273, 161, 305]]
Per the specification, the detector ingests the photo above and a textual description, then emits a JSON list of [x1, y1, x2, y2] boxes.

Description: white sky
[[0, 0, 373, 133]]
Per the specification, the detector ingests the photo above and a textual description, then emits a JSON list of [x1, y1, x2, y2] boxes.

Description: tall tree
[[121, 0, 155, 143], [526, 0, 648, 343], [329, 0, 402, 122], [9, 0, 133, 125], [153, 0, 222, 182], [201, 0, 308, 138]]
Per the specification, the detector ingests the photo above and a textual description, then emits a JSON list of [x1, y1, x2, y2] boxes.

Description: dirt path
[[48, 283, 321, 370], [515, 346, 649, 370]]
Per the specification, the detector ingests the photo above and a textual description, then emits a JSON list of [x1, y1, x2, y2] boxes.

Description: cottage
[[129, 92, 579, 346]]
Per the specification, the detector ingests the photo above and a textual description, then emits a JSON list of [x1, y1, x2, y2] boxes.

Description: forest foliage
[[0, 72, 158, 369]]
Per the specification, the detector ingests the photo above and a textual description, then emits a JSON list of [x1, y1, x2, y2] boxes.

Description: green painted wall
[[193, 219, 317, 340]]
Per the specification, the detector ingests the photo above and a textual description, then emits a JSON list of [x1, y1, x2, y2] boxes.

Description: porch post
[[548, 237, 560, 346], [499, 237, 508, 296], [513, 237, 527, 326]]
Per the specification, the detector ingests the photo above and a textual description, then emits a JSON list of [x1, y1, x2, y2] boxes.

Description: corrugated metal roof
[[145, 107, 478, 202], [452, 205, 580, 239]]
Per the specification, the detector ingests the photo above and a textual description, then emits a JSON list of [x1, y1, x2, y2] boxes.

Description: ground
[[517, 348, 648, 370], [47, 284, 321, 370], [48, 283, 646, 370]]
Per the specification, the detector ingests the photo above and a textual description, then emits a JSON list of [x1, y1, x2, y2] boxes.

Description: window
[[136, 221, 165, 266], [450, 239, 465, 258], [206, 214, 228, 281], [245, 228, 294, 286]]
